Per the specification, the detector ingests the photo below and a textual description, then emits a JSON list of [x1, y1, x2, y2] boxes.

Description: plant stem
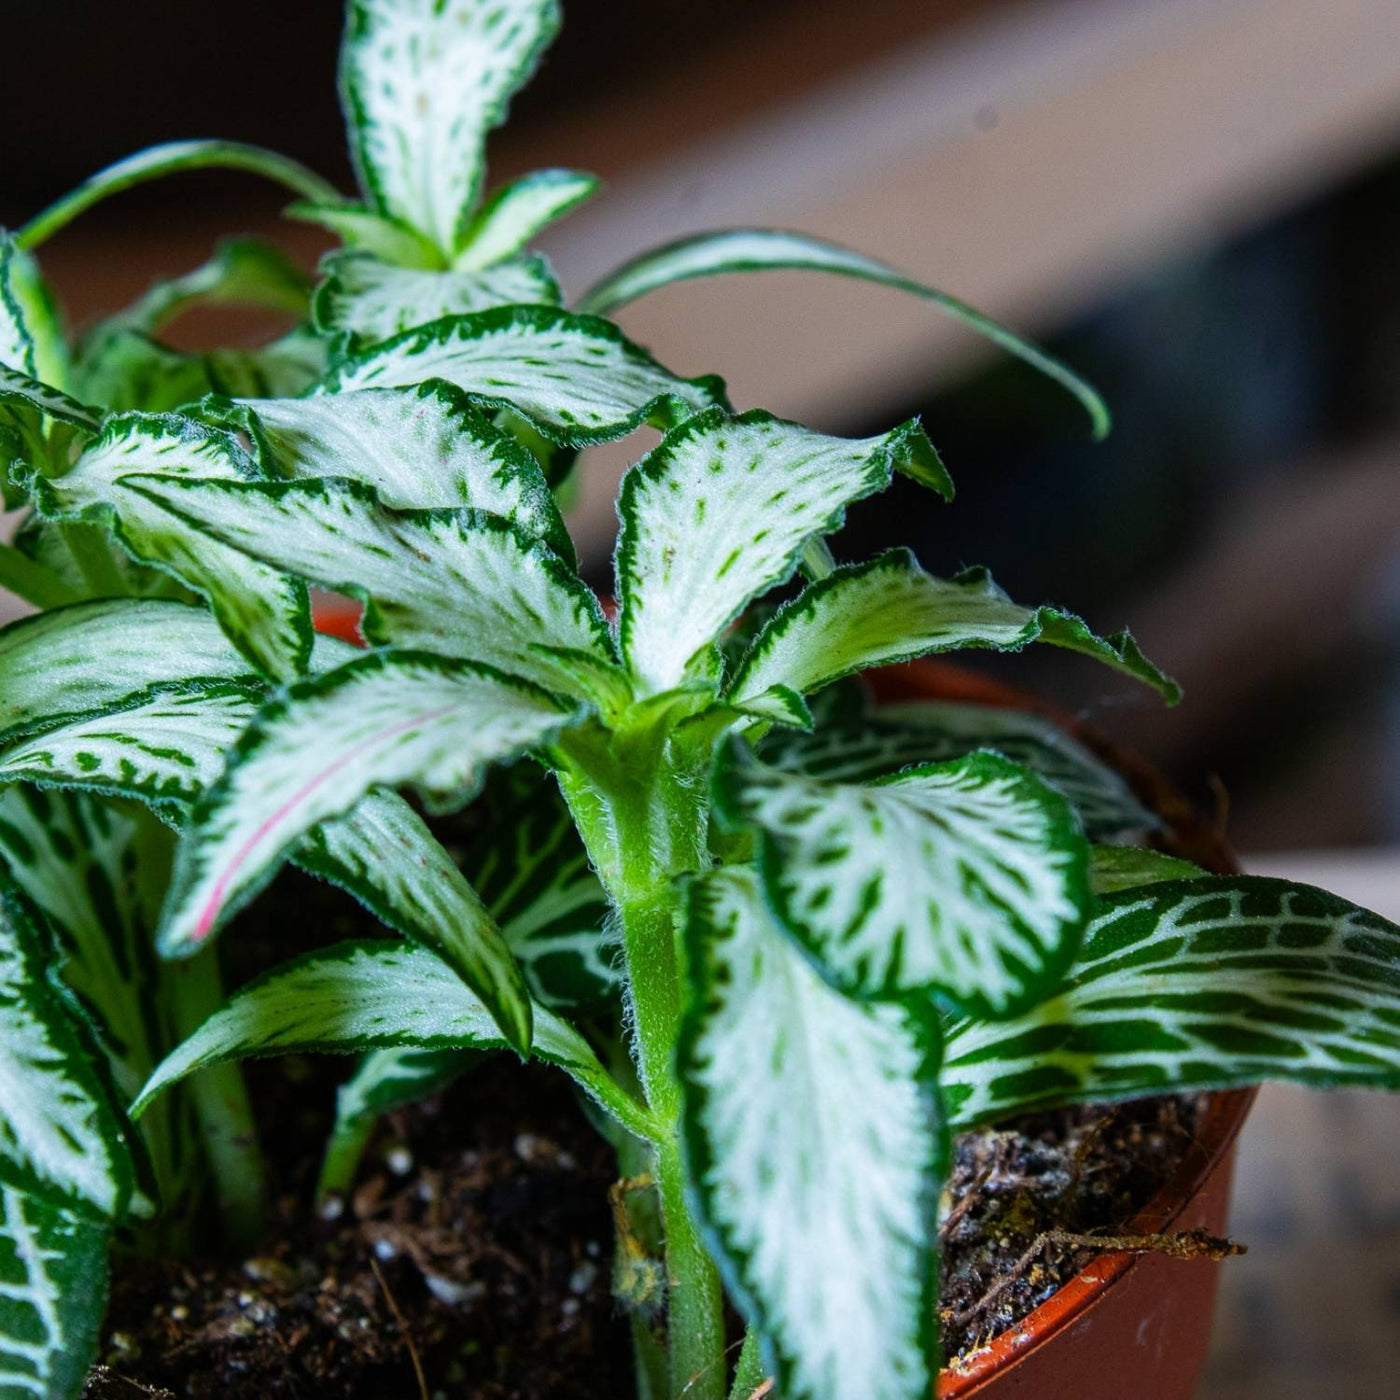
[[728, 1328, 767, 1400]]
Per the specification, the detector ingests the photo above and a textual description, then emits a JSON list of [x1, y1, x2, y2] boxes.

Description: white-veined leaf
[[286, 201, 446, 268], [16, 140, 339, 252], [762, 699, 1157, 841], [731, 549, 1179, 707], [340, 0, 560, 254], [0, 365, 100, 437], [719, 748, 1089, 1016], [0, 1185, 108, 1400], [0, 599, 250, 747], [615, 409, 947, 696], [313, 249, 559, 344], [201, 379, 570, 555], [942, 877, 1400, 1128], [128, 473, 612, 697], [31, 414, 312, 680], [456, 168, 599, 269], [0, 238, 36, 377], [157, 649, 582, 958], [133, 939, 655, 1142], [678, 867, 943, 1400], [578, 228, 1109, 439], [0, 886, 130, 1219], [2, 248, 68, 395], [318, 304, 726, 445]]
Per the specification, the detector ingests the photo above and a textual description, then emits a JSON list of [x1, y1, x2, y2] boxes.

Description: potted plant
[[3, 4, 1399, 1398]]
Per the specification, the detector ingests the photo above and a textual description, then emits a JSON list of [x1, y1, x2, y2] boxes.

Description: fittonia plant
[[3, 3, 1400, 1398]]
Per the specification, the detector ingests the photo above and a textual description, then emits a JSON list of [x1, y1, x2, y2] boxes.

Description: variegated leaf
[[319, 304, 726, 445], [730, 549, 1178, 707], [340, 0, 560, 254], [720, 749, 1089, 1016], [0, 240, 68, 393], [202, 378, 570, 554], [578, 228, 1109, 439], [31, 415, 312, 680], [0, 599, 249, 748], [456, 169, 599, 269], [762, 699, 1157, 841], [0, 1185, 108, 1400], [158, 649, 581, 957], [128, 474, 612, 696], [942, 877, 1400, 1128], [0, 238, 36, 377], [313, 249, 559, 344], [678, 867, 943, 1400], [0, 885, 131, 1219], [616, 409, 948, 696], [133, 939, 655, 1142], [286, 201, 445, 268]]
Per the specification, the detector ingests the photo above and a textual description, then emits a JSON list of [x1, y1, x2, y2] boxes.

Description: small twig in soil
[[939, 1163, 994, 1240], [1043, 1227, 1247, 1261], [368, 1254, 429, 1400]]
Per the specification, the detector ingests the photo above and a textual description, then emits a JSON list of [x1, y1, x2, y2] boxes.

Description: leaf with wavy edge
[[340, 0, 560, 254], [319, 304, 726, 446], [456, 169, 599, 269], [0, 1184, 109, 1400], [678, 867, 943, 1400], [578, 227, 1109, 439], [129, 474, 611, 697], [201, 379, 570, 556], [31, 414, 311, 681], [731, 549, 1179, 708], [312, 249, 559, 345], [761, 699, 1157, 841], [616, 409, 948, 696], [0, 886, 131, 1219], [157, 649, 581, 959], [942, 877, 1400, 1129], [133, 939, 655, 1142], [719, 748, 1089, 1016]]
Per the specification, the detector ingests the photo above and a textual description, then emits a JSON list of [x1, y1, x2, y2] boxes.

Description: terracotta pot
[[869, 661, 1251, 1400]]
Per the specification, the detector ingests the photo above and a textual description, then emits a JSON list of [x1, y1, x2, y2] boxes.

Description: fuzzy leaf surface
[[731, 549, 1178, 706], [158, 650, 580, 957], [32, 415, 310, 680], [313, 249, 559, 344], [617, 410, 947, 696], [579, 228, 1109, 438], [0, 1185, 108, 1400], [130, 474, 611, 696], [319, 304, 725, 445], [340, 0, 560, 253], [942, 877, 1400, 1128], [762, 699, 1157, 841], [456, 169, 599, 268], [678, 867, 943, 1400], [134, 939, 653, 1141], [721, 750, 1089, 1015]]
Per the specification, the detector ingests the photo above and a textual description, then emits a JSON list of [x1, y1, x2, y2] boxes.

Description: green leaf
[[578, 228, 1110, 440], [313, 249, 560, 345], [0, 242, 69, 393], [285, 201, 446, 269], [616, 409, 947, 696], [201, 379, 571, 556], [0, 599, 250, 748], [0, 239, 37, 379], [297, 790, 534, 1055], [157, 649, 582, 958], [0, 1184, 109, 1400], [202, 328, 329, 400], [133, 939, 656, 1142], [456, 767, 618, 1008], [128, 473, 612, 697], [0, 546, 81, 611], [1088, 845, 1202, 895], [16, 140, 340, 252], [318, 304, 727, 446], [456, 169, 600, 269], [731, 549, 1179, 707], [762, 699, 1157, 841], [678, 867, 943, 1400], [340, 0, 561, 254], [70, 330, 214, 416], [719, 748, 1089, 1016], [942, 876, 1400, 1129], [31, 413, 312, 681], [0, 885, 131, 1218]]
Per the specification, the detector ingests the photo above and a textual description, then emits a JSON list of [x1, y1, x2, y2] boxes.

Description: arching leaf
[[286, 201, 446, 268], [456, 168, 599, 268]]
